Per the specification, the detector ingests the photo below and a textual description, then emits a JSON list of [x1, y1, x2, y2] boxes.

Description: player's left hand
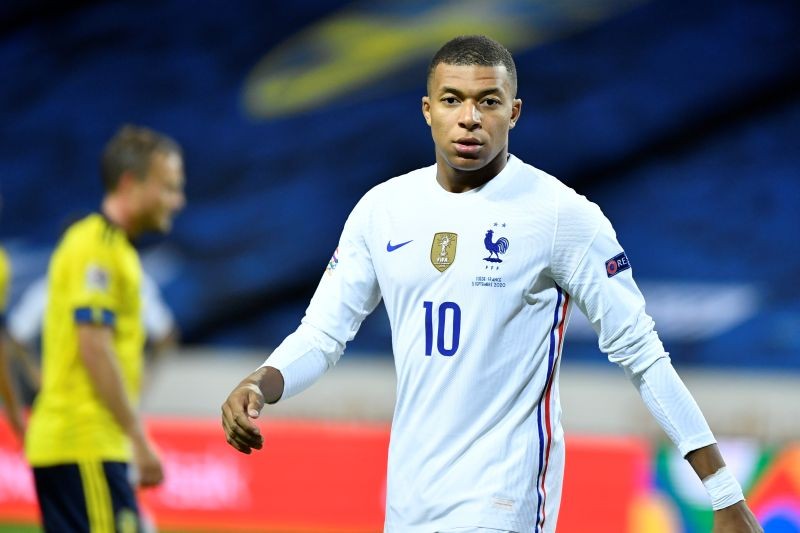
[[221, 368, 269, 454], [712, 501, 763, 532], [132, 434, 164, 488]]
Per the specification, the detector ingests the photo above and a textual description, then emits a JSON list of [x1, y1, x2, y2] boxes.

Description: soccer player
[[221, 36, 761, 532], [25, 125, 186, 533], [0, 244, 26, 441]]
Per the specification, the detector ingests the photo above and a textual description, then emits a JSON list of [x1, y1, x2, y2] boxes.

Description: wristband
[[702, 466, 745, 510]]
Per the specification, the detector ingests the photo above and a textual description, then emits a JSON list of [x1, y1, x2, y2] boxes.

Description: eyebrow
[[439, 86, 503, 98]]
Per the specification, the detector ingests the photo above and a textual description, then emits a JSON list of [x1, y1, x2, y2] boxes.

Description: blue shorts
[[33, 461, 141, 533]]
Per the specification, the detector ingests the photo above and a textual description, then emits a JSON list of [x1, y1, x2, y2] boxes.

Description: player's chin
[[448, 153, 486, 171]]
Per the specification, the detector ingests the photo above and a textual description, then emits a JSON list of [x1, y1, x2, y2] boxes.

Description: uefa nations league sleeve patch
[[605, 252, 630, 277]]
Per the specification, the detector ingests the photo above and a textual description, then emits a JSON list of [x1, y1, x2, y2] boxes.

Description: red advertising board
[[0, 417, 650, 532]]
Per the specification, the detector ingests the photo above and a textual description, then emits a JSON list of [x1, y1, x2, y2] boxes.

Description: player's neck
[[435, 149, 509, 193], [101, 195, 140, 239]]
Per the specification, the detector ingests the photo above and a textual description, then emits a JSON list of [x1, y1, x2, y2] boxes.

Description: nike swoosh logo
[[386, 239, 413, 252]]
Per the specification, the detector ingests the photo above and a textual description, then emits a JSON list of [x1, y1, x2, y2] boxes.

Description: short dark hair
[[427, 35, 517, 96], [100, 124, 182, 192]]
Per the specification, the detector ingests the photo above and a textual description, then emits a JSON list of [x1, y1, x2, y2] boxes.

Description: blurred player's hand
[[221, 366, 284, 454], [712, 501, 763, 532], [132, 435, 164, 488]]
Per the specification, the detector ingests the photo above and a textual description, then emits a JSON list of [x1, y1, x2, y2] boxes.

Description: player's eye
[[441, 97, 459, 105], [483, 98, 500, 106]]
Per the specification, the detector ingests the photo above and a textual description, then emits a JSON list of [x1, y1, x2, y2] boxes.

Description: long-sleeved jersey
[[265, 155, 715, 532]]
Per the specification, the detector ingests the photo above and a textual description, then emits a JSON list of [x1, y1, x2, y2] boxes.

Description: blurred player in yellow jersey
[[25, 125, 186, 533], [0, 244, 26, 441]]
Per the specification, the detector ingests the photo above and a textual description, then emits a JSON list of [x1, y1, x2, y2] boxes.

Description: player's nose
[[458, 102, 481, 130]]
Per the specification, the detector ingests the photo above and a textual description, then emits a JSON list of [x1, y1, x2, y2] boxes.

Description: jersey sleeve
[[550, 188, 666, 375], [551, 189, 715, 455], [67, 240, 119, 328], [262, 190, 382, 399]]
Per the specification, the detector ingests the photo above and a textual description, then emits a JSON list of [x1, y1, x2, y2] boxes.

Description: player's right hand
[[221, 368, 271, 454]]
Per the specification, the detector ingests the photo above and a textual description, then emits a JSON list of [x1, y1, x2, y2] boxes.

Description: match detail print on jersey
[[430, 232, 457, 272]]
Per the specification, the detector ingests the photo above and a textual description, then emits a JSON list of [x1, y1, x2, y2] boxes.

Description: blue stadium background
[[1, 0, 798, 368]]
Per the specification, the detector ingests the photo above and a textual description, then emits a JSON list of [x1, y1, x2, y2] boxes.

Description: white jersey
[[265, 155, 715, 532]]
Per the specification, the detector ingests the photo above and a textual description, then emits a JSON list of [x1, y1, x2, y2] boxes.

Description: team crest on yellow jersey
[[430, 232, 457, 272], [117, 508, 139, 533]]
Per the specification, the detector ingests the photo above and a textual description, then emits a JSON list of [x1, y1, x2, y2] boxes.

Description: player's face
[[422, 63, 521, 189], [138, 151, 186, 233]]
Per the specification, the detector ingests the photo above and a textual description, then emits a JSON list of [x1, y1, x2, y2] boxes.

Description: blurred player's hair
[[100, 124, 182, 192], [427, 35, 517, 97]]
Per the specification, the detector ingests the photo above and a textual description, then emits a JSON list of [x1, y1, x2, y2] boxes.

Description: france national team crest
[[430, 232, 457, 272], [606, 251, 630, 277], [483, 228, 509, 263], [473, 224, 510, 286]]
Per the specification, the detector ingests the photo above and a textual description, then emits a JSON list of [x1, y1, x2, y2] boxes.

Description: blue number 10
[[423, 301, 461, 356]]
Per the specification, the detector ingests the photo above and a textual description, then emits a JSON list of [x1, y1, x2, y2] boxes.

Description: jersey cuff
[[74, 307, 115, 327]]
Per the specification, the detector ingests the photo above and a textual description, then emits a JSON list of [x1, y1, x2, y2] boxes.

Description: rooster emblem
[[484, 229, 509, 263]]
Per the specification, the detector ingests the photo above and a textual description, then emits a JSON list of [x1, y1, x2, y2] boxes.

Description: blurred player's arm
[[77, 323, 163, 487], [6, 338, 41, 391], [0, 328, 25, 440], [6, 275, 46, 391], [0, 249, 25, 439], [141, 271, 179, 362]]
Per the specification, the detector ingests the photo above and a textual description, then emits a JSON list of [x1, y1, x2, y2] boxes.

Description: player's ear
[[422, 96, 432, 126], [116, 170, 139, 192], [509, 98, 522, 129]]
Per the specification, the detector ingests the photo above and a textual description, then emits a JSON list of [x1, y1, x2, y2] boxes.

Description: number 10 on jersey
[[423, 301, 461, 356]]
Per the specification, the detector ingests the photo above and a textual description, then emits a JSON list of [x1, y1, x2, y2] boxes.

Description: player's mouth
[[453, 137, 483, 155]]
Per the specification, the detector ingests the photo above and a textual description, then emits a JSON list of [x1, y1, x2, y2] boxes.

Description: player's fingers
[[152, 463, 164, 486], [224, 390, 261, 428], [221, 401, 237, 429], [222, 394, 257, 434], [226, 431, 252, 454], [140, 465, 163, 488], [222, 407, 247, 450], [221, 410, 261, 450], [221, 410, 259, 450], [227, 414, 263, 448]]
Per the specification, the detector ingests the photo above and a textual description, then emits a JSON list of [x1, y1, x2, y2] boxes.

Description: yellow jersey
[[26, 214, 146, 465], [0, 247, 9, 321]]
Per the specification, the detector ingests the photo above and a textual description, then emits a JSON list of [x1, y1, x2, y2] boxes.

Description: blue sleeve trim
[[74, 307, 115, 327]]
